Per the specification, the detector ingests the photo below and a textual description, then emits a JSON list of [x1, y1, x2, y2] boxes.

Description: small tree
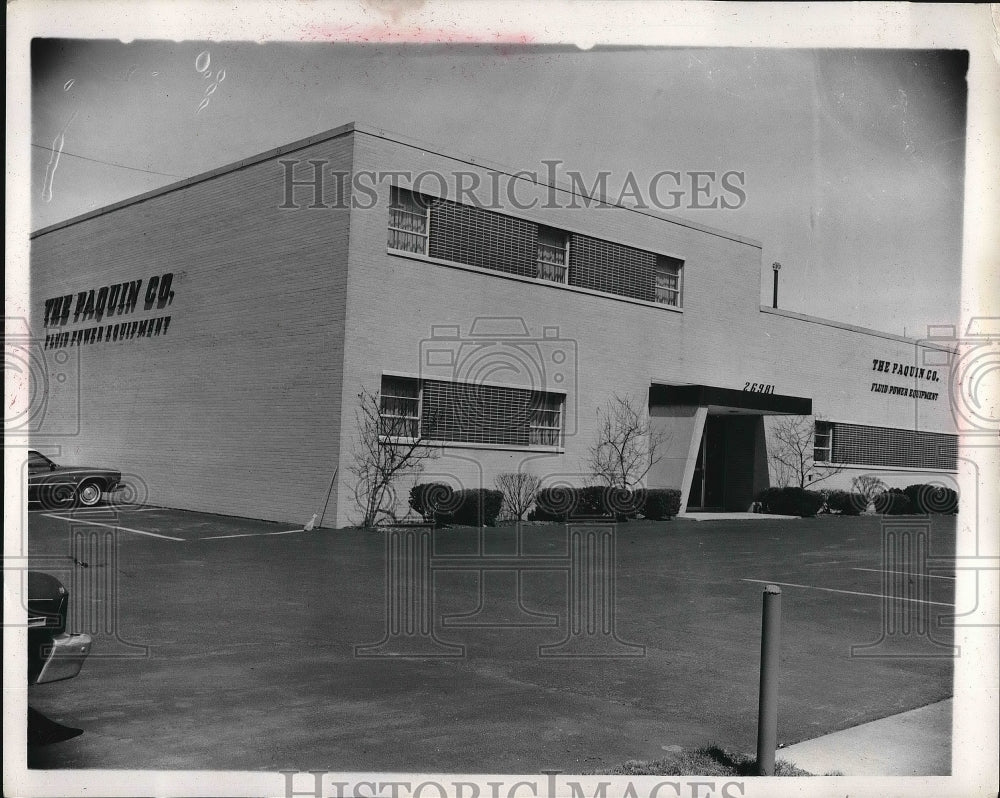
[[349, 386, 438, 527], [494, 472, 541, 522], [852, 475, 887, 511], [768, 415, 843, 488], [587, 393, 665, 490]]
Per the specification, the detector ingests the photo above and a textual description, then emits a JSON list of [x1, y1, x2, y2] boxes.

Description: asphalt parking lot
[[24, 506, 956, 773]]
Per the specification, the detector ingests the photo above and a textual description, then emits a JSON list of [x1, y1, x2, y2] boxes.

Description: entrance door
[[688, 415, 726, 510]]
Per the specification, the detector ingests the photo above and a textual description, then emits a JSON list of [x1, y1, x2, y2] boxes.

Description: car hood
[[49, 465, 121, 477]]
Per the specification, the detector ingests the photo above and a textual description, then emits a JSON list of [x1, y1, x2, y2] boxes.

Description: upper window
[[813, 421, 833, 463], [536, 226, 569, 283], [655, 256, 683, 307], [388, 187, 430, 255], [380, 376, 420, 438]]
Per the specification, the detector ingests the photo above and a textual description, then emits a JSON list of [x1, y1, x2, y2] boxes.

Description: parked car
[[28, 449, 122, 508], [27, 571, 92, 685]]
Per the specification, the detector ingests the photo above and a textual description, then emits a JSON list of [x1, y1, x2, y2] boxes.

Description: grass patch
[[600, 745, 813, 776]]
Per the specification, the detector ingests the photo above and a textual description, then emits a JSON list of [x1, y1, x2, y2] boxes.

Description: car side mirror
[[50, 463, 58, 471]]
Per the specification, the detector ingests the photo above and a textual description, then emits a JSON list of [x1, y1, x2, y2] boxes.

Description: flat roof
[[30, 121, 761, 248], [32, 123, 951, 349], [759, 306, 958, 351]]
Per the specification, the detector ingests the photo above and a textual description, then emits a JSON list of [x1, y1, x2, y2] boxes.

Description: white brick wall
[[30, 125, 959, 528], [31, 133, 355, 525]]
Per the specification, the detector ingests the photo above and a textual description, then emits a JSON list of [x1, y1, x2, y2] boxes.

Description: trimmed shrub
[[577, 485, 608, 517], [578, 485, 642, 519], [610, 487, 645, 520], [527, 485, 643, 521], [903, 483, 959, 514], [874, 490, 914, 515], [408, 482, 456, 524], [826, 490, 865, 516], [641, 489, 682, 520], [529, 486, 579, 521], [755, 487, 826, 517], [440, 488, 504, 527]]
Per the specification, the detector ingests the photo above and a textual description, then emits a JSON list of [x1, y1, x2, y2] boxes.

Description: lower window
[[818, 421, 957, 470], [380, 374, 564, 448]]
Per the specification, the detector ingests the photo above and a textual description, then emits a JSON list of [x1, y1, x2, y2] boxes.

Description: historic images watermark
[[852, 317, 1000, 657], [6, 521, 150, 660], [355, 522, 644, 660], [280, 770, 749, 798], [278, 161, 747, 212], [354, 311, 639, 658], [919, 317, 1000, 450], [418, 317, 580, 439], [4, 316, 81, 439], [850, 515, 958, 659]]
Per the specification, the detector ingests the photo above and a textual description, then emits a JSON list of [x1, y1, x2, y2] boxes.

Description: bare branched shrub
[[588, 393, 665, 490], [494, 472, 541, 521], [349, 386, 438, 527], [768, 415, 843, 488], [852, 475, 887, 510]]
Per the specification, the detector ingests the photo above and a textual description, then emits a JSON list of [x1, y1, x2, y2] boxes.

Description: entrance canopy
[[649, 384, 812, 415]]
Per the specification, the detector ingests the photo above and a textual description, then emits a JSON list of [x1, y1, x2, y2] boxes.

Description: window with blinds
[[388, 186, 430, 254], [813, 421, 833, 462], [536, 226, 569, 283], [655, 256, 683, 307], [379, 376, 420, 438], [530, 393, 563, 446]]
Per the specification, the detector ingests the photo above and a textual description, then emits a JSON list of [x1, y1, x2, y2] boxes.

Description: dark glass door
[[688, 416, 726, 509]]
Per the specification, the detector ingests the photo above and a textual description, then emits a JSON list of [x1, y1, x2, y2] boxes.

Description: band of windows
[[814, 420, 957, 471], [387, 186, 683, 307], [380, 374, 564, 449]]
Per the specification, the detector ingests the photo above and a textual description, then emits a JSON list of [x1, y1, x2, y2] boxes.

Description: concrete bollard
[[756, 584, 782, 776]]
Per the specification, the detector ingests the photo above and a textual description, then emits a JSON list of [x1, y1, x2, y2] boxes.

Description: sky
[[29, 41, 968, 335]]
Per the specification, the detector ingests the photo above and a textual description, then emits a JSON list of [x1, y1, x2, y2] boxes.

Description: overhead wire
[[30, 142, 182, 178]]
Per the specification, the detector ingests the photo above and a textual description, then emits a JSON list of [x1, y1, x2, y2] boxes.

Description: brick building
[[28, 122, 959, 527]]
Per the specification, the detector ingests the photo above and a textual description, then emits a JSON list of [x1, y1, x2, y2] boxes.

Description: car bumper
[[35, 633, 93, 684]]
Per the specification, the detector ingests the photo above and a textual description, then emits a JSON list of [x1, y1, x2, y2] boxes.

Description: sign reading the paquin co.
[[870, 357, 941, 401], [42, 272, 175, 349]]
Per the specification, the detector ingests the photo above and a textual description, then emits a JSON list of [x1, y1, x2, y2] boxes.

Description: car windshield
[[28, 450, 56, 468]]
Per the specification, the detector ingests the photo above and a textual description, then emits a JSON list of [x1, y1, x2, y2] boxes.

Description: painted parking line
[[42, 507, 164, 516], [740, 578, 955, 606], [199, 528, 306, 541], [77, 506, 163, 513], [853, 567, 956, 581], [41, 513, 185, 541], [30, 506, 163, 514]]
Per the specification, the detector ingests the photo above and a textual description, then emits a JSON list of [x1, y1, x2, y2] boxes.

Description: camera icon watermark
[[418, 317, 579, 442], [850, 516, 958, 659], [5, 525, 149, 660], [4, 316, 81, 439], [356, 520, 644, 659], [919, 316, 1000, 447]]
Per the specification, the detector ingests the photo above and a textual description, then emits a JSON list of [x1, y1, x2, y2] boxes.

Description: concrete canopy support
[[647, 405, 708, 514]]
